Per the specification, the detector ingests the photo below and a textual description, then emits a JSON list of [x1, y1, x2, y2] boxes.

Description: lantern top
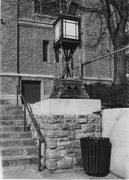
[[53, 14, 81, 49], [53, 14, 81, 27]]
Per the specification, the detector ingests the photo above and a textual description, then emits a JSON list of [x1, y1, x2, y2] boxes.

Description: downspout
[[16, 0, 20, 106], [17, 0, 20, 83]]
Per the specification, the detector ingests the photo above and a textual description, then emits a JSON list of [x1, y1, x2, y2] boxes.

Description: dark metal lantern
[[54, 15, 81, 49], [50, 10, 89, 99]]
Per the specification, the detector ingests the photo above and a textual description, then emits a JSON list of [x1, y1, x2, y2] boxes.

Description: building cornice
[[18, 18, 54, 29], [0, 72, 54, 79], [0, 72, 114, 81]]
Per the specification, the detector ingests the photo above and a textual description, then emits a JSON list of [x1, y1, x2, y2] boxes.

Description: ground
[[1, 165, 122, 179]]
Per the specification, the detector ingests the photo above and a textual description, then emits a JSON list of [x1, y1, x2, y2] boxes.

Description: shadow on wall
[[102, 108, 129, 179]]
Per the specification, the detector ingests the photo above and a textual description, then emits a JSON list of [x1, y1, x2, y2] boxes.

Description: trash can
[[80, 137, 111, 177]]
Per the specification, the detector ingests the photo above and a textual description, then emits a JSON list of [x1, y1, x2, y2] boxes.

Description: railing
[[16, 85, 45, 171]]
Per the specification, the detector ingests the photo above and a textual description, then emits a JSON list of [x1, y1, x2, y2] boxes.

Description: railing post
[[24, 103, 26, 132], [16, 85, 19, 107], [38, 139, 42, 171], [81, 64, 83, 79], [18, 85, 45, 171]]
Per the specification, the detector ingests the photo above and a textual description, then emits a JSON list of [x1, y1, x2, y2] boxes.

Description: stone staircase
[[0, 100, 38, 167]]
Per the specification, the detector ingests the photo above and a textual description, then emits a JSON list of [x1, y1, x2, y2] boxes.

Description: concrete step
[[0, 99, 10, 105], [0, 131, 32, 139], [1, 145, 37, 156], [0, 138, 36, 147], [0, 111, 24, 116], [0, 101, 38, 168], [0, 119, 24, 126], [0, 125, 24, 132], [0, 106, 24, 116], [0, 105, 23, 110], [0, 115, 24, 120], [2, 154, 38, 167]]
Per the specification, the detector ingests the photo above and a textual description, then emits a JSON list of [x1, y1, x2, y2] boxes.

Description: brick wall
[[44, 79, 54, 96], [82, 11, 113, 79], [21, 76, 54, 99], [1, 0, 17, 73], [19, 23, 55, 75], [0, 75, 54, 102], [1, 0, 113, 96], [29, 113, 102, 171], [0, 76, 18, 94], [1, 0, 113, 78]]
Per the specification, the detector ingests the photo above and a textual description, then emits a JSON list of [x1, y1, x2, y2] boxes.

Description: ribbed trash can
[[80, 137, 111, 177]]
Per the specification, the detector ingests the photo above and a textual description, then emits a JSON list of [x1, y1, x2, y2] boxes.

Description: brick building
[[0, 0, 113, 104]]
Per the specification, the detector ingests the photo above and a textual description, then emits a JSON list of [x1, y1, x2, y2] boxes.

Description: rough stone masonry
[[29, 113, 102, 171]]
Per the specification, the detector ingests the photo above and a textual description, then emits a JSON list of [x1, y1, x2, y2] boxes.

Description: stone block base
[[29, 114, 102, 171], [29, 98, 102, 171]]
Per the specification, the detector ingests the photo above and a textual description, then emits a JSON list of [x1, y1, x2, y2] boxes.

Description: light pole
[[50, 1, 89, 99]]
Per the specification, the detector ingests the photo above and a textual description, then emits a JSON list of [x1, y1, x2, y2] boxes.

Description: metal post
[[61, 46, 64, 77], [79, 46, 83, 79], [16, 85, 19, 107], [81, 64, 83, 79], [24, 103, 26, 132], [38, 139, 42, 171], [54, 48, 57, 78]]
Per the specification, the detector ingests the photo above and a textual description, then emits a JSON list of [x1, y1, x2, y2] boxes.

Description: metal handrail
[[17, 85, 45, 171], [73, 45, 129, 75]]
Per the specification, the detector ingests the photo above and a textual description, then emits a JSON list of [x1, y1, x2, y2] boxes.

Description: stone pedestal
[[31, 98, 101, 115], [30, 98, 101, 171]]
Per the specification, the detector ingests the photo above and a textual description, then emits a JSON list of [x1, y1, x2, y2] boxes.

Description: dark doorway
[[22, 80, 41, 103]]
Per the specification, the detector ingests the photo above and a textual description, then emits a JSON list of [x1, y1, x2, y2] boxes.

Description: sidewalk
[[1, 165, 122, 179]]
